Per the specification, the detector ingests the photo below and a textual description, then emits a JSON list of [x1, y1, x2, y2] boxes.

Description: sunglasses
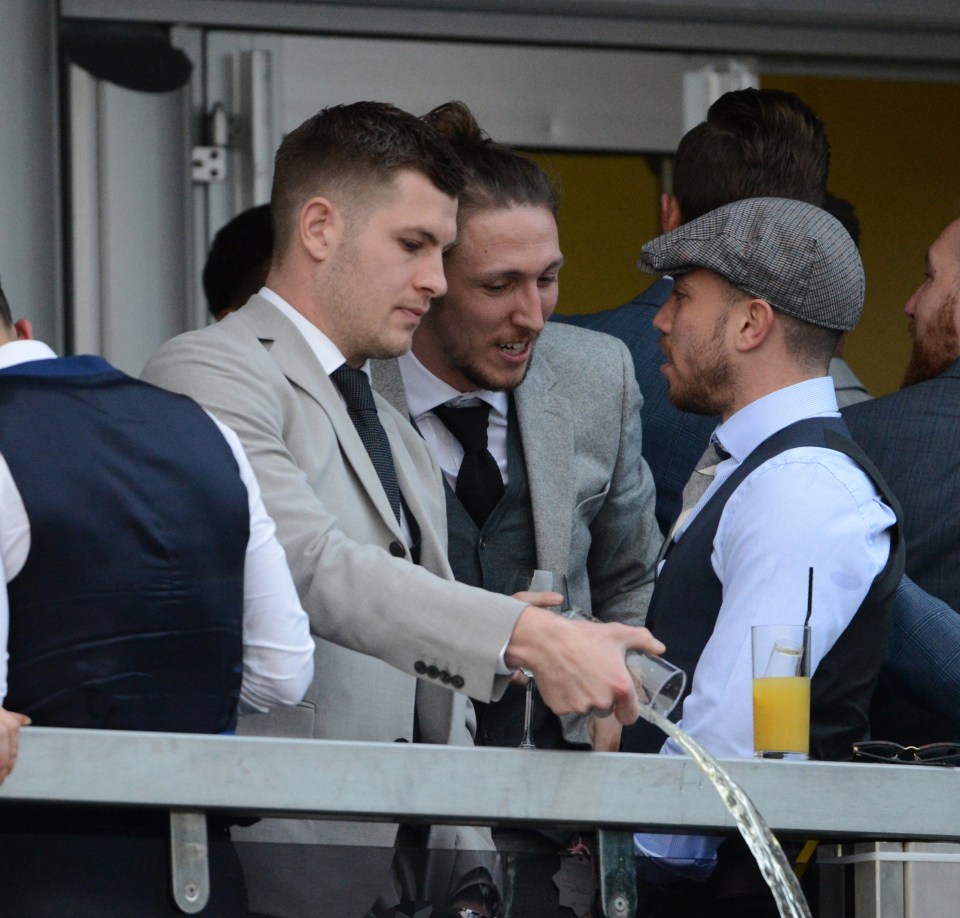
[[851, 741, 960, 767]]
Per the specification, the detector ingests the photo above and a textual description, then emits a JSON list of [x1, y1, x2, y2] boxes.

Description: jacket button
[[389, 541, 406, 558], [451, 675, 464, 689], [440, 670, 452, 684], [414, 661, 427, 675], [394, 737, 410, 743], [426, 665, 440, 679]]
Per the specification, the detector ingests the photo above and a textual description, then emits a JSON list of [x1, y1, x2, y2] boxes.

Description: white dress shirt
[[0, 339, 314, 713], [397, 349, 509, 490], [637, 377, 896, 875]]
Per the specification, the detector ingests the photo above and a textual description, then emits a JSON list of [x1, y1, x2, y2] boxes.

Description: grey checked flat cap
[[638, 197, 865, 331]]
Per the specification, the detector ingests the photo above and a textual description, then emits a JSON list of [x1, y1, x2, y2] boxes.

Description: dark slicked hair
[[203, 204, 273, 318], [674, 88, 830, 222], [271, 101, 465, 256], [823, 191, 861, 249], [423, 100, 560, 220], [0, 279, 13, 332]]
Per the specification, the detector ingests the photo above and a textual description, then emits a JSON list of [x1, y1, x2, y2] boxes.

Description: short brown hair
[[674, 88, 829, 222], [270, 101, 465, 256], [423, 100, 560, 220]]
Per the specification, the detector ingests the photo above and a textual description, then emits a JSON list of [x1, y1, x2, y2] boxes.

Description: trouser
[[0, 803, 249, 917], [636, 837, 819, 918]]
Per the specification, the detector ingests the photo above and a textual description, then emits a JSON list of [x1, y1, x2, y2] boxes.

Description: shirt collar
[[0, 339, 59, 371], [716, 376, 840, 463], [398, 350, 508, 422], [259, 286, 370, 379]]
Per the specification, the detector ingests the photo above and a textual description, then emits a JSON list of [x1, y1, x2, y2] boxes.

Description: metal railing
[[3, 727, 959, 915]]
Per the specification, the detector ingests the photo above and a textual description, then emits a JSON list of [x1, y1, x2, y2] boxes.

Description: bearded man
[[843, 217, 960, 747], [844, 217, 960, 611]]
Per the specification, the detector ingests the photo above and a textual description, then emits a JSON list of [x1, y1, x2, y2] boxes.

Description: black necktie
[[330, 364, 402, 524], [432, 402, 505, 528]]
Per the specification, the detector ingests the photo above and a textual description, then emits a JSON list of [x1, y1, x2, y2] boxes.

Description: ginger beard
[[901, 289, 960, 389]]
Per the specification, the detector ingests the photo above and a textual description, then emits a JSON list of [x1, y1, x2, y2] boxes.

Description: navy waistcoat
[[623, 416, 904, 761], [0, 356, 248, 733], [445, 399, 584, 750]]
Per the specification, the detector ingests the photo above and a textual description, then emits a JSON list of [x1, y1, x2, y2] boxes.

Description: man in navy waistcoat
[[625, 199, 903, 918], [0, 281, 313, 916]]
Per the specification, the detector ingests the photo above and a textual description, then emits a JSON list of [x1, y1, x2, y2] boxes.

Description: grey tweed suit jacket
[[843, 357, 960, 611], [373, 322, 659, 631], [142, 295, 523, 914]]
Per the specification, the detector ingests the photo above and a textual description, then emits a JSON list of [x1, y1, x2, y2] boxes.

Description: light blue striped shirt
[[637, 376, 895, 876]]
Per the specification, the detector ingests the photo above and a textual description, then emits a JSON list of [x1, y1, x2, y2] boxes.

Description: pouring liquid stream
[[641, 706, 812, 918]]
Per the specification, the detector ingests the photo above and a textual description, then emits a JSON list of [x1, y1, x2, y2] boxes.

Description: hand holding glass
[[625, 650, 686, 719], [506, 570, 569, 749]]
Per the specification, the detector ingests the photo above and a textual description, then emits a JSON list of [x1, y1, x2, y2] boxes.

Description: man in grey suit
[[142, 102, 663, 918], [372, 102, 660, 917], [844, 216, 960, 745]]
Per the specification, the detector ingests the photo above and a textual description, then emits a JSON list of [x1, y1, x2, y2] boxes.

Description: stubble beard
[[441, 337, 537, 393], [668, 352, 736, 416], [664, 318, 736, 416], [901, 291, 960, 389]]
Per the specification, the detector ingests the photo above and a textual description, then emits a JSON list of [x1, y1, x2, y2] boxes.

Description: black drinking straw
[[804, 567, 814, 626]]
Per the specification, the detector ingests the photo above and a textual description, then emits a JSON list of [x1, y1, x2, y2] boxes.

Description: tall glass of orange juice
[[751, 624, 810, 761]]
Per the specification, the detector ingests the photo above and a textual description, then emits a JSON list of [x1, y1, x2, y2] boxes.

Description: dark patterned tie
[[432, 402, 505, 528], [330, 364, 402, 524]]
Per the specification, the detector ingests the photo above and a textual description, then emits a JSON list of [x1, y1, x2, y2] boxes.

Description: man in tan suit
[[143, 102, 663, 918]]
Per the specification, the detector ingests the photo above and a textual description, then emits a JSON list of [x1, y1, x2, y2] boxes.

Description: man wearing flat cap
[[626, 197, 904, 917]]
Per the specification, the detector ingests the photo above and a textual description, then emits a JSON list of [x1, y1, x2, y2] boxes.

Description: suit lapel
[[370, 358, 409, 418], [515, 350, 575, 574], [242, 298, 404, 539], [371, 358, 452, 564]]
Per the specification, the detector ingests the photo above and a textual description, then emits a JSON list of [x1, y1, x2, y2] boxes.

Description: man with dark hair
[[625, 198, 902, 916], [822, 191, 872, 407], [143, 101, 662, 918], [843, 217, 960, 744], [374, 101, 659, 915], [558, 88, 832, 533], [0, 281, 313, 915], [203, 204, 273, 320]]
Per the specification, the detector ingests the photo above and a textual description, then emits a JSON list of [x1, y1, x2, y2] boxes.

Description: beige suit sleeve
[[142, 322, 522, 703]]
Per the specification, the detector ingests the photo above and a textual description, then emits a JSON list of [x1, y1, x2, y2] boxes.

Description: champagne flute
[[506, 569, 569, 750]]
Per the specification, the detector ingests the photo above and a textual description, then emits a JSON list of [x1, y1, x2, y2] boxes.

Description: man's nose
[[513, 285, 547, 332]]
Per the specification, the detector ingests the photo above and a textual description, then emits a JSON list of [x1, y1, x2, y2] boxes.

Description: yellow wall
[[539, 76, 960, 396], [763, 75, 960, 396], [530, 152, 661, 315]]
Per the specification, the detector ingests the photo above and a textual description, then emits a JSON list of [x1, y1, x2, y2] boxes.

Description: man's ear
[[299, 197, 340, 262], [735, 298, 775, 352], [14, 319, 32, 340], [660, 193, 682, 233]]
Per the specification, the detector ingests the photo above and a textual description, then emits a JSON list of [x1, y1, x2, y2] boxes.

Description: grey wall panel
[[0, 0, 60, 348], [69, 65, 192, 375], [62, 0, 960, 70]]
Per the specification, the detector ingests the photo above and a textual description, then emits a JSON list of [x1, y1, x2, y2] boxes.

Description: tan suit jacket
[[142, 295, 522, 915]]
